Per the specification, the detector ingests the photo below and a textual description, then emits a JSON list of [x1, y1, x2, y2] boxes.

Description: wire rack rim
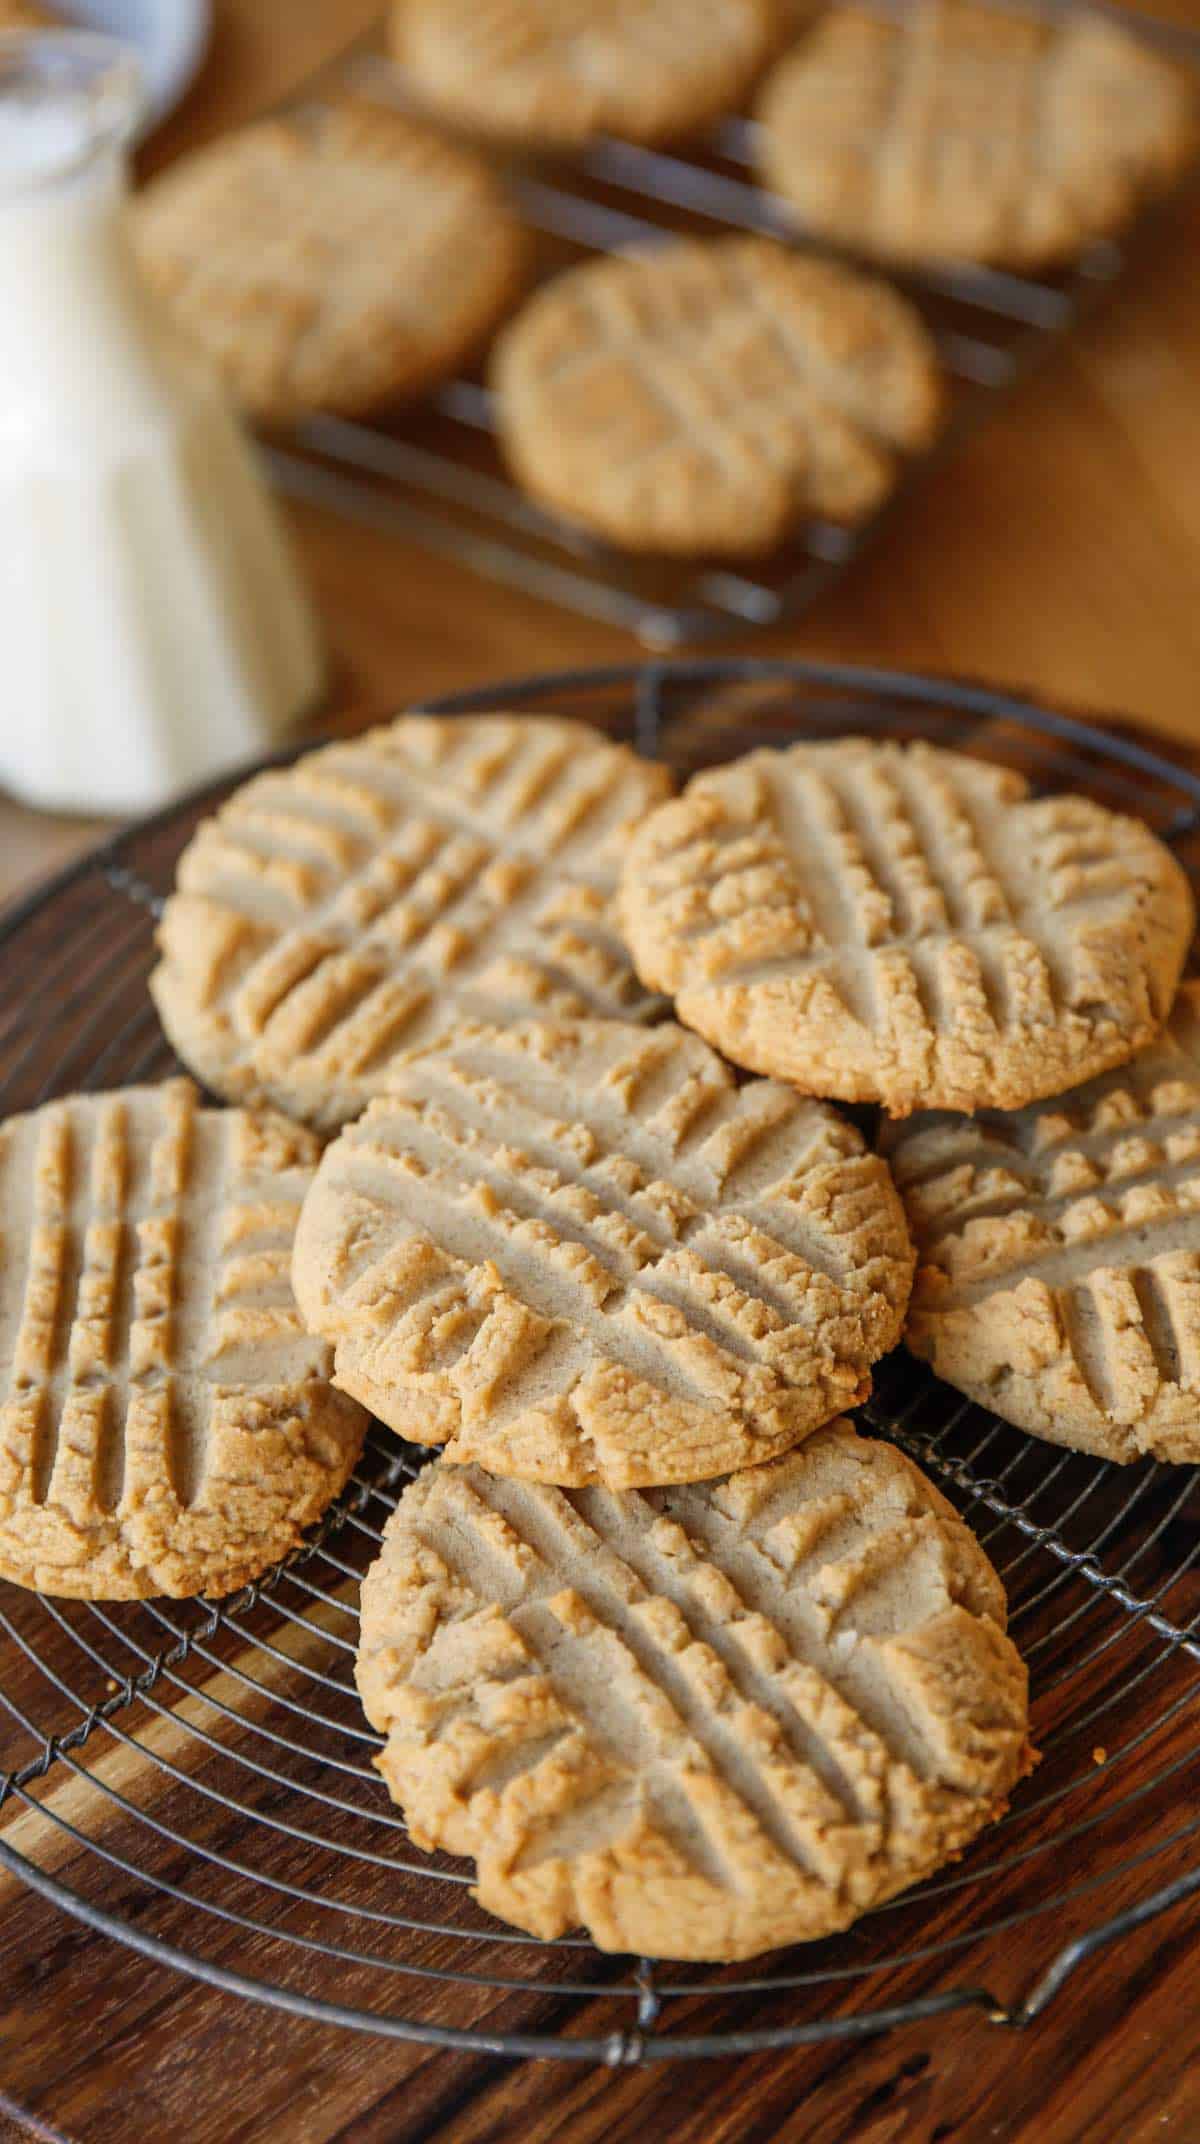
[[6, 1821, 1200, 2060], [420, 657, 1200, 806], [0, 1832, 1004, 2060]]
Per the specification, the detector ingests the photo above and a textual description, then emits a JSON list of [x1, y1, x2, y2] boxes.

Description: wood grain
[[4, 5, 1200, 2140]]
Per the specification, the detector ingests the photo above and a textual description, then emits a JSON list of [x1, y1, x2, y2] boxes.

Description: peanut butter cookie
[[151, 713, 672, 1135], [491, 237, 941, 554], [619, 737, 1193, 1115], [394, 0, 774, 149], [292, 1017, 914, 1486], [887, 982, 1200, 1462], [757, 1, 1195, 270], [133, 100, 526, 423], [357, 1423, 1029, 1959], [0, 1081, 366, 1599]]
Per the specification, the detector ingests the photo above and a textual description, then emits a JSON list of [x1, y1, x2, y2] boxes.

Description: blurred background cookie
[[756, 0, 1196, 270], [491, 236, 941, 555], [393, 0, 775, 148], [133, 99, 527, 423]]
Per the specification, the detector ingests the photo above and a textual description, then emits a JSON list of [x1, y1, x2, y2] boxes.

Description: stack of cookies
[[620, 731, 1200, 1459], [11, 703, 1187, 1963], [6, 709, 1197, 1961], [128, 0, 1195, 561]]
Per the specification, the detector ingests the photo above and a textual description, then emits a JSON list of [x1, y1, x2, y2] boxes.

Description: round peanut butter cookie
[[490, 236, 941, 555], [393, 0, 774, 150], [292, 1017, 914, 1486], [887, 983, 1200, 1463], [151, 713, 672, 1136], [132, 100, 526, 424], [756, 0, 1195, 271], [0, 1081, 367, 1600], [619, 737, 1194, 1117], [356, 1422, 1029, 1960]]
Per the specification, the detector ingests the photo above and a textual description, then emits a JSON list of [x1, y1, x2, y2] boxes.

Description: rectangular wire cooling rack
[[5, 660, 1200, 2063], [256, 6, 1200, 648]]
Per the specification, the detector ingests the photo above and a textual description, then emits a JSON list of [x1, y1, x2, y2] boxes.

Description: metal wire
[[252, 15, 1200, 648], [4, 659, 1200, 2061]]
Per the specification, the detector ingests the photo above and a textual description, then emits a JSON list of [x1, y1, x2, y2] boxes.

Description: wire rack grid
[[255, 8, 1200, 649], [5, 659, 1200, 2064]]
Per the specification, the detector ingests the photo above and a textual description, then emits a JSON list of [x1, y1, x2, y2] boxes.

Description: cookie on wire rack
[[132, 99, 527, 424], [0, 1081, 367, 1600], [392, 0, 775, 149], [291, 1016, 915, 1487], [755, 0, 1196, 272], [886, 981, 1200, 1463], [490, 236, 942, 556], [356, 1422, 1030, 1960], [151, 712, 672, 1136], [618, 736, 1194, 1116]]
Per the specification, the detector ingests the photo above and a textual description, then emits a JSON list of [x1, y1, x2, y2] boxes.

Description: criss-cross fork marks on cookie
[[620, 738, 1194, 1114], [356, 1430, 1028, 1959], [491, 238, 941, 554], [0, 1082, 365, 1598], [756, 1, 1196, 271], [293, 1019, 914, 1487], [889, 985, 1200, 1460], [152, 714, 672, 1135]]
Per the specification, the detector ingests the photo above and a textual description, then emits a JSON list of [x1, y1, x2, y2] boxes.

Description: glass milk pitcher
[[0, 33, 323, 815]]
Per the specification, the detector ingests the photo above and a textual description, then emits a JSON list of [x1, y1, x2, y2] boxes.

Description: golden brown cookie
[[151, 713, 672, 1136], [0, 1081, 367, 1600], [356, 1423, 1030, 1959], [619, 737, 1194, 1116], [132, 100, 526, 424], [393, 0, 774, 149], [886, 982, 1200, 1462], [0, 3, 56, 23], [490, 236, 941, 555], [756, 1, 1196, 271], [292, 1017, 914, 1486]]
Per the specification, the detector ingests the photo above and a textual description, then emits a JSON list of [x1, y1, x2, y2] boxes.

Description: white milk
[[0, 36, 323, 815]]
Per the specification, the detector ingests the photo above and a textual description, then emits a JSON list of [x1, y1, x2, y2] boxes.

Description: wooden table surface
[[5, 4, 1200, 2139]]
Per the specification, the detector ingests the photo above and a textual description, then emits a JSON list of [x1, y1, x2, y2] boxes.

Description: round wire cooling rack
[[5, 658, 1200, 2065]]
